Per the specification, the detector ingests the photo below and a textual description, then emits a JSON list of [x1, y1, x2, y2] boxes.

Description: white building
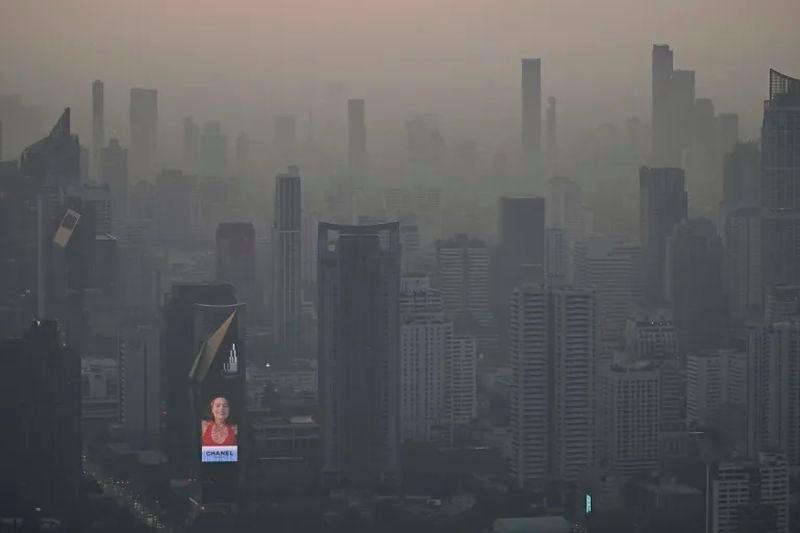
[[81, 357, 119, 421], [509, 284, 598, 488], [444, 334, 478, 429], [710, 453, 789, 533], [435, 234, 492, 327], [599, 361, 660, 475]]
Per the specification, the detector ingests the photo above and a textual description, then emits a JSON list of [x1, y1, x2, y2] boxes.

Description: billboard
[[200, 395, 238, 463]]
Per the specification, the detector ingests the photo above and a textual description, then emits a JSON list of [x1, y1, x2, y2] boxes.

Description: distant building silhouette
[[318, 222, 401, 486], [545, 96, 557, 176], [91, 80, 104, 182], [347, 98, 366, 185], [216, 222, 256, 297], [101, 138, 128, 223], [639, 166, 687, 306], [129, 88, 157, 182], [273, 166, 302, 356], [521, 58, 542, 183]]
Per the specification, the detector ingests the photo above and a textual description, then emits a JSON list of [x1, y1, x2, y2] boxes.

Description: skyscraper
[[129, 88, 157, 182], [509, 284, 597, 488], [435, 234, 493, 326], [651, 44, 674, 165], [639, 166, 687, 306], [19, 107, 80, 191], [101, 138, 128, 223], [667, 217, 728, 354], [723, 141, 761, 209], [91, 80, 104, 182], [318, 222, 401, 486], [521, 58, 542, 182], [216, 222, 256, 293], [545, 96, 557, 176], [348, 98, 366, 185], [762, 69, 800, 210], [182, 117, 199, 173], [498, 195, 546, 296], [686, 349, 746, 428], [273, 166, 302, 356]]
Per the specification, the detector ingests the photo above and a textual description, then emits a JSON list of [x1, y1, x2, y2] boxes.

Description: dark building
[[348, 99, 366, 185], [667, 217, 727, 354], [0, 320, 81, 522], [162, 283, 237, 469], [199, 121, 227, 177], [101, 138, 128, 222], [129, 88, 158, 182], [497, 196, 546, 305], [521, 58, 542, 182], [91, 80, 104, 181], [19, 108, 80, 191], [275, 114, 297, 169], [273, 166, 302, 356], [318, 222, 401, 487], [182, 117, 199, 173], [762, 69, 800, 210], [651, 44, 674, 165], [639, 166, 687, 306], [545, 96, 557, 176]]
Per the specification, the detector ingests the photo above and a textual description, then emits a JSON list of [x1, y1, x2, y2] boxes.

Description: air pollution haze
[[1, 1, 800, 532]]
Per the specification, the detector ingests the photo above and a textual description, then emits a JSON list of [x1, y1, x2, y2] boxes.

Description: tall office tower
[[0, 321, 81, 520], [182, 117, 199, 173], [716, 112, 740, 159], [435, 234, 493, 326], [19, 107, 80, 191], [154, 169, 197, 244], [101, 138, 128, 224], [624, 308, 678, 360], [444, 334, 478, 433], [667, 217, 727, 354], [348, 98, 366, 185], [498, 195, 546, 295], [129, 88, 158, 182], [723, 142, 761, 209], [509, 284, 597, 488], [545, 96, 557, 176], [118, 323, 160, 447], [318, 222, 401, 486], [746, 321, 800, 464], [162, 283, 236, 467], [547, 176, 588, 281], [199, 121, 227, 176], [598, 361, 660, 475], [81, 182, 112, 234], [686, 349, 747, 428], [639, 166, 687, 306], [399, 276, 448, 442], [521, 58, 542, 182], [709, 453, 789, 533], [216, 222, 256, 291], [651, 44, 674, 165], [545, 227, 567, 286], [273, 166, 302, 356], [574, 235, 641, 348], [668, 69, 696, 163], [275, 114, 297, 168], [91, 80, 104, 182], [762, 70, 800, 210]]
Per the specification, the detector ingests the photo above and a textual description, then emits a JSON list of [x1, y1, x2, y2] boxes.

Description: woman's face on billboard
[[211, 397, 230, 423]]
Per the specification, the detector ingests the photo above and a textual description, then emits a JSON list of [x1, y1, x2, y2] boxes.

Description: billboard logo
[[223, 343, 238, 376], [202, 445, 238, 463]]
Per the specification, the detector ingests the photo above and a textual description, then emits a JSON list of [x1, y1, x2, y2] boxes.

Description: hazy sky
[[2, 0, 799, 147]]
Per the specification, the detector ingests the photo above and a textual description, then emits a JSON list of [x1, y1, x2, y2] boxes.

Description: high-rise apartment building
[[709, 453, 789, 533], [521, 58, 542, 182], [129, 88, 157, 182], [746, 320, 800, 464], [624, 308, 678, 360], [686, 349, 747, 428], [762, 70, 800, 210], [599, 361, 660, 475], [273, 166, 302, 356], [574, 235, 641, 347], [101, 138, 128, 224], [509, 284, 597, 488], [435, 234, 493, 326], [498, 195, 546, 305], [639, 166, 687, 306], [318, 222, 401, 486], [724, 206, 762, 324]]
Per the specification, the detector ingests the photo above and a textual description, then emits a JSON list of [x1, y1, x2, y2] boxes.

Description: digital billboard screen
[[201, 395, 238, 463]]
